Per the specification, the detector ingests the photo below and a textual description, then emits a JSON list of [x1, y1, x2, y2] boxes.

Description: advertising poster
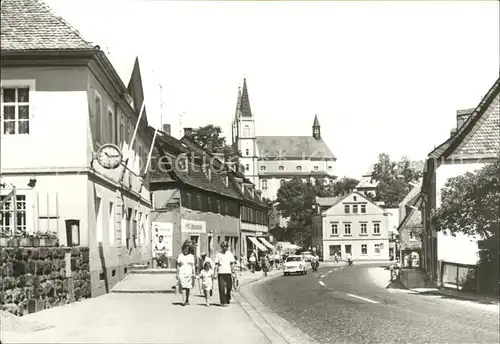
[[152, 222, 173, 257]]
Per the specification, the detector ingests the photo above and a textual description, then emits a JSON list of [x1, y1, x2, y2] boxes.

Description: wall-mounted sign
[[181, 219, 206, 233], [152, 222, 173, 257]]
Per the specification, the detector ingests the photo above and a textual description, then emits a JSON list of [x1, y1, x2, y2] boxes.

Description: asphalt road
[[253, 265, 500, 344]]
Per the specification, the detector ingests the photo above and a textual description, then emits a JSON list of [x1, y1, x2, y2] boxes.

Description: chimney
[[162, 124, 171, 136], [456, 108, 474, 130], [183, 128, 193, 138], [450, 128, 457, 137]]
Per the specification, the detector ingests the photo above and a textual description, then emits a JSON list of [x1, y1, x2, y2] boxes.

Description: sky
[[44, 0, 499, 178]]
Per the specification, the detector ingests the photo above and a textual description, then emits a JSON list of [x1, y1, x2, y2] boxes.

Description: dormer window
[[279, 166, 284, 171], [353, 196, 357, 201], [260, 166, 266, 171], [313, 166, 319, 172], [296, 166, 302, 171]]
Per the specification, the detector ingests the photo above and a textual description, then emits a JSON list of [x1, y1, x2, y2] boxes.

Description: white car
[[283, 255, 307, 276]]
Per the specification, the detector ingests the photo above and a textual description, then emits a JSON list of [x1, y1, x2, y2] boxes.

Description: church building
[[231, 79, 337, 200]]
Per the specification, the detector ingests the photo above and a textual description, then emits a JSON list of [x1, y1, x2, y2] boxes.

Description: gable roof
[[1, 0, 94, 51], [319, 191, 387, 214], [429, 76, 500, 159], [397, 193, 422, 232], [399, 183, 422, 207], [257, 136, 335, 159]]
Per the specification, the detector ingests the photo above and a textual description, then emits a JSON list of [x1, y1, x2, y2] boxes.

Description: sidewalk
[[1, 269, 282, 344], [410, 287, 500, 305]]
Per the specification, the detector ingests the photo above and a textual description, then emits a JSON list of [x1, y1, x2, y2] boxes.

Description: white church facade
[[231, 79, 337, 200]]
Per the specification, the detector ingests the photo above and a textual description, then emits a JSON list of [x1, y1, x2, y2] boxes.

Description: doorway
[[190, 235, 200, 257]]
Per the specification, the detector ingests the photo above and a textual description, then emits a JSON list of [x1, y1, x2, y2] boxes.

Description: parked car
[[283, 255, 307, 276]]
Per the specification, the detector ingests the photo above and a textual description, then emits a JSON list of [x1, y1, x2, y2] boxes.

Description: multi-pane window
[[261, 180, 268, 190], [245, 149, 249, 156], [361, 204, 366, 213], [279, 166, 284, 171], [374, 244, 381, 254], [245, 164, 249, 171], [313, 166, 319, 171], [95, 94, 102, 142], [374, 223, 380, 234], [0, 195, 27, 233], [243, 125, 250, 137], [2, 87, 30, 135], [353, 204, 358, 213], [344, 205, 350, 214], [360, 223, 367, 234], [331, 223, 338, 235], [361, 244, 367, 255], [344, 223, 351, 235], [345, 244, 352, 254]]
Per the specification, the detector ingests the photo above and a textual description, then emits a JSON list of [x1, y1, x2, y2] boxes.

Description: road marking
[[346, 293, 379, 304], [318, 281, 326, 287], [320, 274, 326, 278]]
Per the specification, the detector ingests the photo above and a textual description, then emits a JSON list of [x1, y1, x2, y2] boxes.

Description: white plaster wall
[[1, 68, 89, 170], [435, 163, 486, 265]]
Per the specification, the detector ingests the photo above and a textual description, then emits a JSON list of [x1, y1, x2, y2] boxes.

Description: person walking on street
[[198, 261, 216, 306], [215, 241, 235, 307], [176, 241, 195, 306], [260, 254, 269, 277], [249, 252, 257, 273]]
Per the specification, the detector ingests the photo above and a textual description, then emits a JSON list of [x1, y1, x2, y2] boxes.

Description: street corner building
[[1, 0, 153, 296], [312, 191, 391, 262], [230, 78, 337, 201], [149, 128, 271, 265], [421, 76, 500, 289]]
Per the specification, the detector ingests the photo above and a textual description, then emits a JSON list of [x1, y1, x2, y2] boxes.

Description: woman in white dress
[[177, 241, 195, 306]]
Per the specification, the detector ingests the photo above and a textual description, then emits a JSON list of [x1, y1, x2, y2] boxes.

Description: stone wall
[[0, 247, 91, 316]]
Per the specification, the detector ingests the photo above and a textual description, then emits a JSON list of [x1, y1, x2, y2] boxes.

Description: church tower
[[313, 114, 321, 140], [233, 78, 259, 186]]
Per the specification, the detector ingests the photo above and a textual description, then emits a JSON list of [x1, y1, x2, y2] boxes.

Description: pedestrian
[[249, 252, 256, 273], [176, 241, 195, 306], [198, 261, 216, 306], [215, 241, 235, 307], [260, 254, 269, 277], [155, 235, 168, 268], [240, 254, 247, 272], [232, 258, 241, 291]]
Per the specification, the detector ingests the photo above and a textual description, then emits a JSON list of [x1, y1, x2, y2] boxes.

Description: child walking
[[198, 261, 215, 306], [232, 259, 241, 291]]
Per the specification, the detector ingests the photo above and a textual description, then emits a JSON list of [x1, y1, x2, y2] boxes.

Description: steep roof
[[151, 133, 242, 200], [257, 136, 335, 159], [240, 78, 252, 117], [429, 76, 500, 159], [316, 195, 348, 208], [399, 183, 422, 207], [1, 0, 94, 51]]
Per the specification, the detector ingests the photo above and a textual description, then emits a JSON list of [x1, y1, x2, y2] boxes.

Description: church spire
[[240, 78, 252, 117], [313, 114, 321, 140]]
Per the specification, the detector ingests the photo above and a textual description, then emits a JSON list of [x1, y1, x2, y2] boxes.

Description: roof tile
[[1, 0, 94, 51]]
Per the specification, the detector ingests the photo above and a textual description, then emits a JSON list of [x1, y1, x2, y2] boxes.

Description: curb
[[233, 273, 319, 344], [111, 289, 175, 294], [410, 289, 500, 304]]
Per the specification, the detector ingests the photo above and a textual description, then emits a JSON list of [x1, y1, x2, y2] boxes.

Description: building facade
[[0, 0, 153, 296], [150, 131, 243, 265], [231, 79, 337, 200], [421, 77, 500, 286], [397, 185, 423, 267], [313, 192, 390, 262]]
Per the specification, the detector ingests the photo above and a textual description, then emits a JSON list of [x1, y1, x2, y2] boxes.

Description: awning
[[248, 237, 267, 251], [259, 238, 274, 250]]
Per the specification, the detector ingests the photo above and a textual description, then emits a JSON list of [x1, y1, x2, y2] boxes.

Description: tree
[[191, 124, 240, 162], [432, 158, 500, 294], [432, 159, 500, 240], [371, 153, 423, 208], [331, 177, 360, 197]]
